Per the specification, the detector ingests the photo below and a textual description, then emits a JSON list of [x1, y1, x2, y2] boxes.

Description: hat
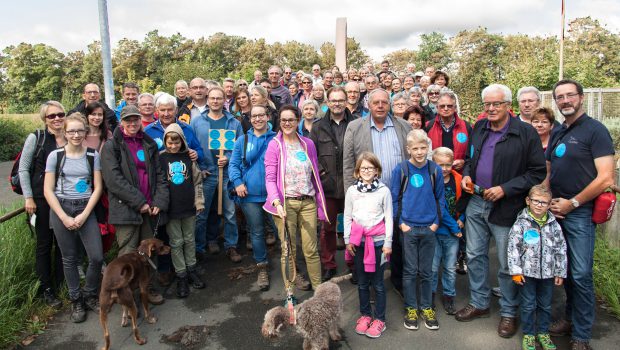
[[414, 71, 424, 77], [120, 105, 141, 120]]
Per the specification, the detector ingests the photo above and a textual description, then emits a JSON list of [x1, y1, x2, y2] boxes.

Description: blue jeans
[[402, 226, 436, 309], [520, 277, 554, 335], [195, 173, 239, 252], [465, 195, 519, 317], [558, 206, 595, 342], [239, 202, 275, 264], [354, 242, 387, 321], [432, 234, 459, 297]]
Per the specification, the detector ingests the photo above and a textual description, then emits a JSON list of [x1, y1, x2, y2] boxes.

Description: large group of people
[[17, 59, 615, 350]]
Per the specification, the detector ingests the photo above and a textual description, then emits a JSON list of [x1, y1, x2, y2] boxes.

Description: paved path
[[0, 161, 22, 208]]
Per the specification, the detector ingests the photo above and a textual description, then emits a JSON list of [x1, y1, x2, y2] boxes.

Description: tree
[[383, 49, 418, 73], [319, 42, 335, 70], [417, 32, 451, 70]]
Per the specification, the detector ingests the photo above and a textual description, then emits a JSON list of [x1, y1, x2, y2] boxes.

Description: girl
[[345, 152, 393, 339], [44, 113, 104, 323], [84, 101, 112, 152]]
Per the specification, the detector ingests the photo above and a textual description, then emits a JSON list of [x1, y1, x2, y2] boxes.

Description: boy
[[391, 129, 445, 331], [431, 147, 464, 315], [160, 124, 206, 298], [507, 184, 567, 350]]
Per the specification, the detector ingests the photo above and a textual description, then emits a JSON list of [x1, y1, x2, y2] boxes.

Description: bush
[[594, 233, 620, 319], [0, 116, 40, 161], [602, 118, 620, 152]]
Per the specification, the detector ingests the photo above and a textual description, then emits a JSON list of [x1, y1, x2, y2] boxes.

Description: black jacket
[[68, 100, 118, 132], [310, 108, 357, 199], [462, 117, 546, 226]]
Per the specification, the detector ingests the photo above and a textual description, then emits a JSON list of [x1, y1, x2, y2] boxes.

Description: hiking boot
[[570, 340, 593, 350], [265, 233, 276, 246], [336, 234, 345, 250], [404, 307, 419, 330], [226, 247, 242, 263], [549, 318, 572, 336], [421, 308, 439, 330], [176, 276, 189, 298], [456, 254, 467, 274], [257, 262, 270, 291], [157, 271, 175, 287], [322, 268, 336, 282], [196, 251, 207, 262], [43, 288, 63, 310], [355, 315, 372, 335], [498, 316, 518, 338], [84, 296, 100, 314], [208, 242, 220, 255], [70, 296, 87, 323], [295, 274, 311, 291], [492, 286, 502, 297], [522, 335, 536, 350], [442, 295, 456, 315], [350, 268, 358, 285], [188, 269, 206, 289], [147, 288, 165, 305], [246, 235, 253, 251], [455, 304, 490, 322], [365, 319, 386, 338], [537, 333, 557, 350]]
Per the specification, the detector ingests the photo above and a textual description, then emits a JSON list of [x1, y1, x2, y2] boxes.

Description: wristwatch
[[570, 198, 580, 209]]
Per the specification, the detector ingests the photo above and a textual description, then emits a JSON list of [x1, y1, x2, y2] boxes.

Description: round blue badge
[[224, 140, 235, 150], [155, 138, 163, 149], [209, 129, 221, 139], [170, 161, 184, 174], [410, 174, 424, 188], [75, 179, 88, 193], [171, 173, 185, 185], [321, 105, 328, 113], [523, 229, 540, 245], [210, 140, 221, 149], [555, 143, 566, 158], [224, 130, 236, 140], [296, 151, 307, 162], [456, 132, 468, 144], [136, 150, 145, 162]]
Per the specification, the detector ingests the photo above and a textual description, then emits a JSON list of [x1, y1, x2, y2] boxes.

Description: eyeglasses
[[360, 166, 376, 172], [329, 99, 346, 105], [123, 118, 141, 124], [438, 104, 454, 109], [208, 97, 224, 101], [190, 86, 207, 90], [302, 81, 312, 85], [238, 83, 248, 86], [393, 102, 408, 107], [65, 129, 87, 136], [352, 78, 361, 81], [529, 197, 550, 207], [280, 118, 298, 125], [483, 101, 508, 109], [427, 92, 439, 96], [139, 103, 154, 107], [46, 112, 66, 120], [555, 92, 580, 102], [345, 90, 359, 94], [84, 90, 99, 95], [251, 113, 267, 119]]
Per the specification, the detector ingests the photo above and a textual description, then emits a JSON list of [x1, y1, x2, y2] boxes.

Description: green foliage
[[383, 49, 417, 73], [602, 119, 620, 151], [594, 233, 620, 319], [417, 32, 451, 70], [0, 116, 40, 161]]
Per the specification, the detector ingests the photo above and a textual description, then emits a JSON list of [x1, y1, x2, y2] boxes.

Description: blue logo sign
[[523, 229, 540, 245], [224, 141, 235, 150], [410, 174, 424, 188], [75, 179, 88, 193], [136, 150, 145, 162], [170, 161, 185, 185], [224, 130, 236, 141], [321, 105, 328, 113], [210, 139, 221, 149], [555, 143, 566, 158], [296, 151, 307, 162], [456, 132, 468, 144], [470, 145, 474, 158], [172, 173, 184, 185], [209, 129, 220, 139]]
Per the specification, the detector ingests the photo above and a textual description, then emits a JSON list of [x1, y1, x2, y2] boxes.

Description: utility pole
[[98, 0, 115, 109], [559, 0, 565, 80]]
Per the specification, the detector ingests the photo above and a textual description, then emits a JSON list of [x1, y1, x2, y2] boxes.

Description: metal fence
[[541, 88, 620, 123]]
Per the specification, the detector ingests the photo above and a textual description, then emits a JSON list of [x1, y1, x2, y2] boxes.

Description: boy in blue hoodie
[[391, 129, 445, 331]]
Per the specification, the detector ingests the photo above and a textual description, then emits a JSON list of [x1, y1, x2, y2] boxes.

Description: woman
[[531, 107, 555, 151], [299, 99, 320, 137], [250, 85, 279, 132], [44, 113, 104, 323], [288, 82, 301, 107], [381, 73, 393, 91], [403, 75, 415, 92], [231, 89, 253, 133], [424, 84, 441, 121], [430, 70, 450, 88], [391, 92, 409, 118], [409, 86, 425, 107], [18, 101, 67, 309], [311, 84, 328, 119], [334, 72, 344, 86], [228, 105, 277, 291], [263, 105, 328, 293], [84, 102, 112, 151], [100, 105, 169, 304], [391, 78, 403, 97], [404, 105, 427, 130], [235, 79, 249, 91], [347, 68, 358, 82], [297, 75, 313, 109]]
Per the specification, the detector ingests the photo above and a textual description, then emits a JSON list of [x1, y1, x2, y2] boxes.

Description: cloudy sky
[[2, 0, 619, 61]]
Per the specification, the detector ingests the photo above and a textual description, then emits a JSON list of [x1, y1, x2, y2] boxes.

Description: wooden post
[[217, 148, 224, 215]]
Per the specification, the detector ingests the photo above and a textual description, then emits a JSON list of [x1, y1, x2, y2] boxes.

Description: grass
[[0, 114, 42, 162], [594, 232, 620, 319]]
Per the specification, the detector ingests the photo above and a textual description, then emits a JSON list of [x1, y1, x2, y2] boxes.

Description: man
[[310, 87, 357, 281], [268, 65, 293, 107], [419, 76, 431, 93], [177, 77, 208, 124], [114, 82, 140, 120], [311, 64, 323, 85], [361, 75, 379, 109], [414, 71, 424, 85], [516, 86, 541, 123], [281, 66, 294, 86], [406, 63, 416, 74], [546, 79, 615, 350], [344, 81, 368, 119], [364, 62, 375, 75], [222, 78, 235, 112], [343, 89, 412, 293], [455, 84, 546, 339], [137, 93, 156, 128], [425, 66, 436, 77], [190, 87, 243, 262], [377, 60, 392, 78], [174, 80, 190, 109], [322, 71, 334, 90], [68, 83, 118, 131], [248, 70, 262, 90]]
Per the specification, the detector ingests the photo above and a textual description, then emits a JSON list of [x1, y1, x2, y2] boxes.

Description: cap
[[120, 105, 141, 120], [414, 71, 424, 77]]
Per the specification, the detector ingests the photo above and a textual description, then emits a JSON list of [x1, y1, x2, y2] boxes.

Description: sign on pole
[[209, 129, 236, 215]]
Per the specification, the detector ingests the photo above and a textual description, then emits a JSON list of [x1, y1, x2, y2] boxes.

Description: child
[[160, 124, 206, 298], [390, 129, 445, 331], [430, 147, 464, 315], [344, 152, 393, 339], [507, 184, 567, 350]]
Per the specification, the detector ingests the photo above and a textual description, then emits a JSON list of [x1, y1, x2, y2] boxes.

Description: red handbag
[[592, 191, 617, 224]]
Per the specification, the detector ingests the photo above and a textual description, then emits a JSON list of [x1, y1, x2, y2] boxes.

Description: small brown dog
[[99, 238, 170, 350], [261, 274, 350, 350]]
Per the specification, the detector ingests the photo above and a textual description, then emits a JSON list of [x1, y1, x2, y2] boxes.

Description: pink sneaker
[[355, 316, 372, 335], [365, 319, 386, 338]]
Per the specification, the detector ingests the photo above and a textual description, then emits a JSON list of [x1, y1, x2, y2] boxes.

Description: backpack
[[10, 130, 46, 195], [395, 161, 441, 227]]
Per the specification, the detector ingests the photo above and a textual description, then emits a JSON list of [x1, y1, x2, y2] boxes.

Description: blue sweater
[[436, 173, 465, 236], [390, 160, 445, 227], [228, 128, 276, 203], [144, 120, 207, 170], [190, 111, 243, 175]]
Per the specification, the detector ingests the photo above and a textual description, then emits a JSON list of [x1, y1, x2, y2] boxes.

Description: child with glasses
[[507, 184, 567, 350]]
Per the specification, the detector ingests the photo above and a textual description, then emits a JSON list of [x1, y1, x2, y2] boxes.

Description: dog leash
[[282, 218, 297, 325], [138, 250, 158, 270]]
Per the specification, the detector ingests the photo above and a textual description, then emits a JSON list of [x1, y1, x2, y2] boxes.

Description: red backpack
[[9, 130, 45, 195], [592, 191, 617, 224]]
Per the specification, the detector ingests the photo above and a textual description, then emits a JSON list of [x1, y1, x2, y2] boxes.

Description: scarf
[[355, 178, 380, 193]]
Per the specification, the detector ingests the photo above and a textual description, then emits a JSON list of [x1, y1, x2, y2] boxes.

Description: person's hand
[[196, 208, 204, 215], [453, 159, 465, 170], [550, 198, 573, 219], [382, 246, 392, 258], [555, 277, 563, 286], [457, 219, 465, 229], [62, 215, 76, 230], [188, 149, 198, 161], [140, 203, 150, 214], [483, 186, 505, 202], [235, 184, 248, 198], [276, 204, 286, 219], [202, 170, 211, 178], [454, 232, 463, 238], [429, 223, 439, 232], [150, 206, 160, 216], [400, 223, 411, 232], [462, 176, 473, 194], [217, 154, 228, 168], [73, 213, 87, 229], [24, 198, 36, 215], [512, 275, 525, 285], [346, 244, 356, 256]]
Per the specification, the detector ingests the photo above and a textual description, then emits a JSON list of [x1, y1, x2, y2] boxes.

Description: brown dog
[[99, 238, 170, 350]]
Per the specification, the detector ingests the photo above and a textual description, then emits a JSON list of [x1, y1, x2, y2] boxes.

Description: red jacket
[[427, 114, 470, 161]]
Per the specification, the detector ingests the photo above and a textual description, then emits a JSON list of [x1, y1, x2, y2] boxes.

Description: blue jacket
[[228, 128, 276, 203], [190, 110, 243, 175], [144, 120, 207, 170], [115, 100, 127, 121]]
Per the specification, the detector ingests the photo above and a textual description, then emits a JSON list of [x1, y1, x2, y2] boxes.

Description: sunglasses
[[438, 104, 454, 109], [46, 112, 66, 120]]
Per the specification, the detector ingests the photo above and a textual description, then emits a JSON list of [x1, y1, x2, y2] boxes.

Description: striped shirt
[[370, 115, 403, 188]]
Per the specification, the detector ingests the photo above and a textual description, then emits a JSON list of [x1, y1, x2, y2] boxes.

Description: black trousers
[[34, 198, 64, 292]]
